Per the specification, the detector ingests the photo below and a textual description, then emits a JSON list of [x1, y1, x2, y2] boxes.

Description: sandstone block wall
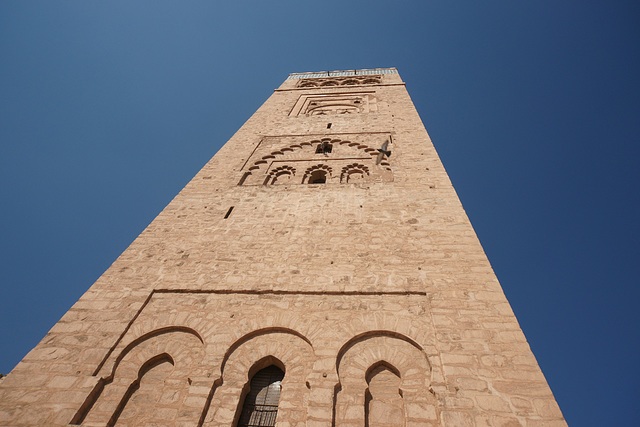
[[0, 69, 565, 426]]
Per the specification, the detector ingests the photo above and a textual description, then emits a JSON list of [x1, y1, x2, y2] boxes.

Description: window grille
[[238, 365, 285, 427]]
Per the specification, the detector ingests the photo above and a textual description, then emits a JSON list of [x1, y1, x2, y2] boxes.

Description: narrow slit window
[[327, 123, 332, 129], [224, 206, 234, 219]]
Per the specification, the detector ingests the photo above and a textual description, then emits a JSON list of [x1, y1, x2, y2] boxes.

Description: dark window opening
[[308, 170, 327, 184], [315, 142, 332, 154], [237, 365, 284, 427], [327, 123, 332, 129], [224, 206, 234, 219]]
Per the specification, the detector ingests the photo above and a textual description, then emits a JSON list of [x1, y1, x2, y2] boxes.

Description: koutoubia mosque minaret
[[0, 68, 565, 426]]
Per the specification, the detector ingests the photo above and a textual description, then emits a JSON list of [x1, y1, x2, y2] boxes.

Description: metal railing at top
[[288, 68, 398, 79]]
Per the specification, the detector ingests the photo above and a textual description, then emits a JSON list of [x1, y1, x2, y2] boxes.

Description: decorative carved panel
[[289, 93, 378, 117], [238, 134, 393, 186], [296, 75, 382, 88]]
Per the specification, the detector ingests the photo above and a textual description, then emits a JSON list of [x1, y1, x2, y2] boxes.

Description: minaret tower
[[0, 68, 565, 426]]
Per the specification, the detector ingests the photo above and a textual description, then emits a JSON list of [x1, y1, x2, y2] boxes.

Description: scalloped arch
[[246, 138, 382, 174]]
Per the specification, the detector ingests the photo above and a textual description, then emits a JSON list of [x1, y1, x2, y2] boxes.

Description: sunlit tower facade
[[0, 68, 565, 426]]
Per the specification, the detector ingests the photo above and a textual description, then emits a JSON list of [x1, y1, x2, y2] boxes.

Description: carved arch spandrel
[[202, 329, 314, 427], [334, 332, 439, 427], [73, 328, 206, 426], [341, 162, 370, 183], [239, 137, 392, 186]]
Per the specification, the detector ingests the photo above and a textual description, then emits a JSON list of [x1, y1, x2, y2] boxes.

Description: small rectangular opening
[[316, 143, 332, 154], [327, 123, 332, 129], [224, 206, 234, 219]]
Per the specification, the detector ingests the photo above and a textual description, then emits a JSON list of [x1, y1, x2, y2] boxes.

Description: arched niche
[[264, 165, 296, 185], [73, 328, 205, 426], [108, 353, 175, 426], [341, 163, 370, 183], [365, 362, 404, 427], [334, 332, 439, 426]]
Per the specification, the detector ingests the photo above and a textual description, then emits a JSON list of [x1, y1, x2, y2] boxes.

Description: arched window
[[308, 170, 327, 184], [302, 164, 332, 184], [237, 365, 285, 427]]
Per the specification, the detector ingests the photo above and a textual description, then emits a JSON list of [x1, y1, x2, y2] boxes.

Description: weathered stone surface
[[0, 68, 564, 425]]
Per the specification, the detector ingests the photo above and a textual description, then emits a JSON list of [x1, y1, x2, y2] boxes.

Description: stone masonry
[[0, 68, 566, 426]]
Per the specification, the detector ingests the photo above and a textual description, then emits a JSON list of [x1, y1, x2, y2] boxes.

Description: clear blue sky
[[1, 1, 639, 425]]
